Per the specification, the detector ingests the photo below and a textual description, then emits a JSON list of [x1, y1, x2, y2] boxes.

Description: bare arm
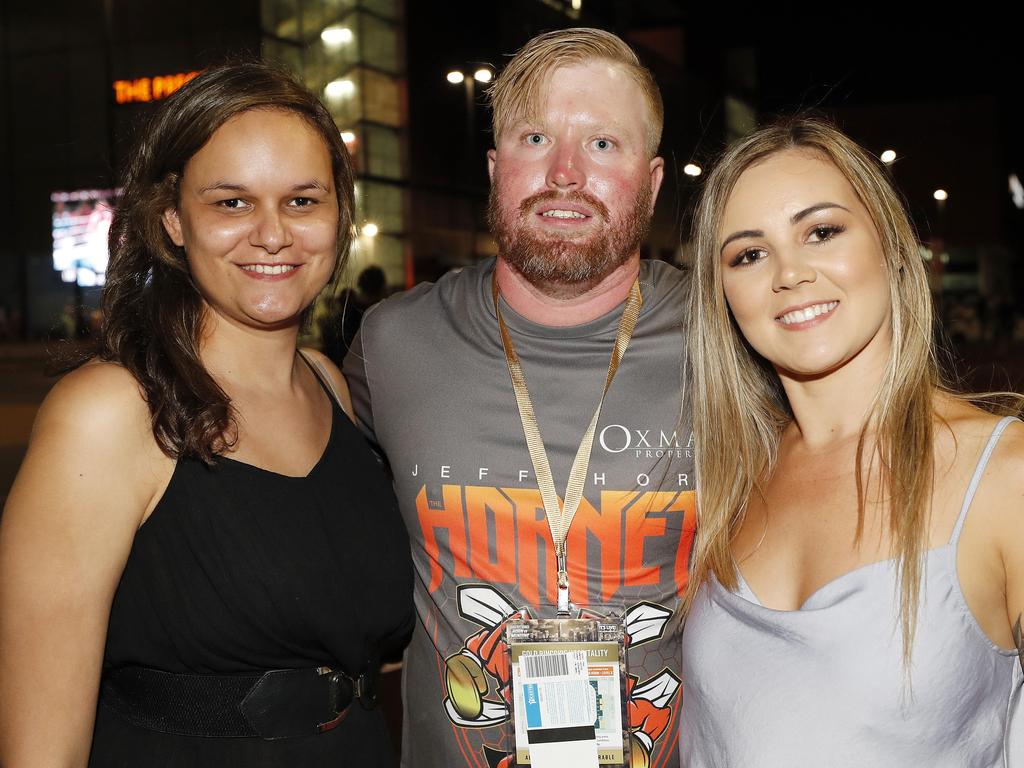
[[992, 422, 1024, 659], [0, 363, 170, 767]]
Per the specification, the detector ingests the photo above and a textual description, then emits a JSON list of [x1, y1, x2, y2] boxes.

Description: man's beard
[[486, 179, 652, 298]]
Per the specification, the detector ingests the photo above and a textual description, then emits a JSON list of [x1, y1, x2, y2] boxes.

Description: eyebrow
[[791, 201, 849, 223], [197, 180, 330, 194], [510, 117, 633, 139], [719, 202, 851, 253]]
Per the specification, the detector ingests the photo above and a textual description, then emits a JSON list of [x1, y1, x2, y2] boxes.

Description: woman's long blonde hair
[[684, 118, 937, 658]]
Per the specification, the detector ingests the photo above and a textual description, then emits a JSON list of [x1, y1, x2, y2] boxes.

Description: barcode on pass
[[521, 652, 572, 678]]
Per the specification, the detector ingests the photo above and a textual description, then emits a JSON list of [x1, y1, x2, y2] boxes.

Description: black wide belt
[[100, 664, 378, 739]]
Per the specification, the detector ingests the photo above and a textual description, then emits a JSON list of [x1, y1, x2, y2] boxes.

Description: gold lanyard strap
[[491, 271, 642, 609]]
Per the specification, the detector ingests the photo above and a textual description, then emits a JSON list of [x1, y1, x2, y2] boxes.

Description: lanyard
[[491, 271, 643, 615]]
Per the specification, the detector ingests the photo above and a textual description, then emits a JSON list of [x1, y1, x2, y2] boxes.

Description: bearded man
[[344, 27, 694, 768]]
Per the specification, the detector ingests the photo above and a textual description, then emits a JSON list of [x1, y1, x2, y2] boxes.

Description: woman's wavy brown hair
[[72, 61, 355, 463]]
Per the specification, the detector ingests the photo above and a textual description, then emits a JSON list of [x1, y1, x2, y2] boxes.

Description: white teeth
[[541, 209, 587, 219], [778, 301, 838, 325], [241, 264, 296, 275]]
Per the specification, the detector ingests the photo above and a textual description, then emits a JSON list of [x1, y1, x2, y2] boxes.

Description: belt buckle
[[353, 670, 378, 710], [316, 666, 353, 733]]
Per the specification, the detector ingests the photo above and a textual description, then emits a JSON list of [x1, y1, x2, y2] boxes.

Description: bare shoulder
[[935, 396, 1019, 460], [300, 347, 353, 418], [32, 360, 153, 446], [9, 360, 170, 524], [938, 396, 1024, 511], [979, 414, 1024, 497]]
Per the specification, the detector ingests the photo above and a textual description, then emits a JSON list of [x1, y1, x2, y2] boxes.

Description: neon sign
[[113, 71, 199, 104]]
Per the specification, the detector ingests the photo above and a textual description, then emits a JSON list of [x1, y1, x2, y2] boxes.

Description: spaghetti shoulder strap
[[297, 349, 351, 418], [949, 416, 1019, 545]]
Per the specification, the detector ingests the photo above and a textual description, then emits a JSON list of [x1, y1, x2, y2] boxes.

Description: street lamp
[[880, 149, 897, 164], [933, 189, 948, 201], [446, 65, 494, 151], [683, 163, 702, 177], [447, 64, 494, 259]]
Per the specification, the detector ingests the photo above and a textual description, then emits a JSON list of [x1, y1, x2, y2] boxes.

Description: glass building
[[261, 0, 409, 290]]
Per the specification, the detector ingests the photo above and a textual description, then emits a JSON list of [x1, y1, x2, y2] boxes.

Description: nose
[[771, 248, 816, 292], [249, 207, 292, 254], [545, 142, 586, 191]]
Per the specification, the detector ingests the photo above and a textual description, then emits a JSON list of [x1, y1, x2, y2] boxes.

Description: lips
[[776, 300, 839, 326]]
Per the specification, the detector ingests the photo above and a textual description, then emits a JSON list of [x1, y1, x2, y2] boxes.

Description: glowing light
[[77, 267, 98, 287], [1009, 174, 1024, 210], [320, 26, 353, 46], [933, 189, 948, 201], [324, 79, 354, 99], [362, 222, 379, 237], [61, 268, 77, 283], [880, 149, 897, 164], [112, 71, 199, 104], [572, 0, 582, 8], [340, 131, 356, 144], [683, 163, 702, 177], [447, 70, 465, 84], [473, 68, 493, 84]]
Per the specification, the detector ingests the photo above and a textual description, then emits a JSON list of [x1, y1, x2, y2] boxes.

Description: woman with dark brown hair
[[0, 63, 413, 767]]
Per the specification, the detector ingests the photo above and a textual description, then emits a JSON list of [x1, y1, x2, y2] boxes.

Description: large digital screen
[[51, 189, 120, 287]]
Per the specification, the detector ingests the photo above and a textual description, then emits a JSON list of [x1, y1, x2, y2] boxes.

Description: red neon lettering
[[112, 72, 200, 104]]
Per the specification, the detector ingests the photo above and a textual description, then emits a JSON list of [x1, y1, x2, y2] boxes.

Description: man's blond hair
[[488, 27, 664, 157]]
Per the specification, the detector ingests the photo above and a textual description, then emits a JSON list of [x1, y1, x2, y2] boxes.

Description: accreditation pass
[[510, 642, 624, 766]]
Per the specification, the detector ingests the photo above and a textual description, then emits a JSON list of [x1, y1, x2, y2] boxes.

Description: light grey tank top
[[681, 416, 1023, 767]]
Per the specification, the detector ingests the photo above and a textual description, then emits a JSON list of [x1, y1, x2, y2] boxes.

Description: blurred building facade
[[0, 0, 746, 338], [4, 1, 1019, 341]]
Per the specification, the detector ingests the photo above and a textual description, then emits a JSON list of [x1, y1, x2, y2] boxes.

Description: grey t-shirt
[[344, 257, 695, 768]]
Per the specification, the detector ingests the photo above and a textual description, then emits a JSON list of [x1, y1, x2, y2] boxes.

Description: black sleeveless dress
[[89, 374, 414, 767]]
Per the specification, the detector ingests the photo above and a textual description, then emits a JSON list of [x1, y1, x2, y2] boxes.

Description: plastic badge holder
[[505, 608, 630, 767]]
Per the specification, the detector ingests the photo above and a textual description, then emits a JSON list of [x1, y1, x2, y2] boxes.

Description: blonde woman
[[679, 118, 1024, 766]]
